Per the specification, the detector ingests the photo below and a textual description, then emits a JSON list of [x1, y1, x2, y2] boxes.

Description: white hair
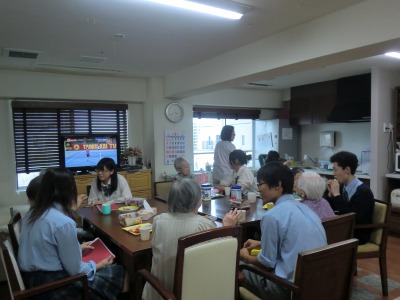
[[297, 171, 327, 200]]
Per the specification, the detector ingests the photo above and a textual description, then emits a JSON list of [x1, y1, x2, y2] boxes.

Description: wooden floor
[[1, 235, 399, 300], [354, 235, 400, 300]]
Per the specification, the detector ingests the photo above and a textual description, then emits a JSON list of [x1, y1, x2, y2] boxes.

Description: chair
[[355, 199, 390, 296], [138, 226, 242, 300], [239, 238, 359, 300], [322, 212, 355, 244], [258, 154, 267, 166], [154, 181, 173, 200], [8, 212, 22, 257], [0, 240, 89, 300]]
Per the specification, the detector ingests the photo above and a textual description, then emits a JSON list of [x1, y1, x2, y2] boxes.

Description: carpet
[[352, 268, 400, 300]]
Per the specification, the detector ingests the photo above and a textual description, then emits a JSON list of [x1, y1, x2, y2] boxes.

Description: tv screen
[[60, 134, 120, 173]]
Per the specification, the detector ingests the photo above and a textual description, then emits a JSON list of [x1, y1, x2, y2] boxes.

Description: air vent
[[2, 48, 40, 59], [35, 63, 122, 75], [246, 82, 272, 88]]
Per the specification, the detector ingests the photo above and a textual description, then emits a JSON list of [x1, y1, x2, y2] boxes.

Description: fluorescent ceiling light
[[385, 52, 400, 59], [148, 0, 243, 20]]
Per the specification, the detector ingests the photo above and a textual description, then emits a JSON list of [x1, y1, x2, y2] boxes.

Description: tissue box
[[137, 210, 155, 221], [125, 197, 146, 208], [119, 213, 142, 227]]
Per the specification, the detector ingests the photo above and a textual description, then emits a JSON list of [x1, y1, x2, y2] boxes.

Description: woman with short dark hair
[[212, 125, 236, 184]]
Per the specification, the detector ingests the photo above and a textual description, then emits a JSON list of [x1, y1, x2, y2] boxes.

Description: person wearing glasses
[[88, 157, 132, 205], [239, 162, 326, 299], [173, 157, 195, 180], [212, 125, 236, 185]]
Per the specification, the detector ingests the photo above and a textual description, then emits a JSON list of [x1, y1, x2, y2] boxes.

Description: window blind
[[12, 101, 128, 174]]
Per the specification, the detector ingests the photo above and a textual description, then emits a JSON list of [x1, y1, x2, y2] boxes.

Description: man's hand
[[327, 179, 340, 197]]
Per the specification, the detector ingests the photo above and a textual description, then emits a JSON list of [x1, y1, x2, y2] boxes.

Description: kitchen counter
[[302, 168, 370, 180]]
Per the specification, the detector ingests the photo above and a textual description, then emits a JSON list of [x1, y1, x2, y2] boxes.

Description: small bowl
[[118, 206, 139, 213]]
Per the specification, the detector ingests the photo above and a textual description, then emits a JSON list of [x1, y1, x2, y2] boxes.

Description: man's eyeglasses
[[257, 182, 267, 188]]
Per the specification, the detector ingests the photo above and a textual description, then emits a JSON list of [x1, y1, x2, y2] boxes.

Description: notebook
[[82, 238, 115, 264]]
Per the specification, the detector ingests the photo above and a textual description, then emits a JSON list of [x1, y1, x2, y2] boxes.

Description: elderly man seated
[[174, 157, 195, 180]]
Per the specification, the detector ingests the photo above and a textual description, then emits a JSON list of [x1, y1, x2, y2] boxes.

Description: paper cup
[[101, 203, 111, 215], [238, 210, 246, 223], [140, 226, 151, 241], [224, 186, 231, 196], [247, 192, 257, 203]]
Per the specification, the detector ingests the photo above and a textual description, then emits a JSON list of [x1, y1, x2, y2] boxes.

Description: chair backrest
[[258, 154, 267, 166], [8, 212, 22, 256], [292, 238, 358, 300], [322, 212, 355, 244], [173, 226, 242, 300], [370, 200, 390, 245], [154, 181, 173, 198], [1, 240, 26, 298]]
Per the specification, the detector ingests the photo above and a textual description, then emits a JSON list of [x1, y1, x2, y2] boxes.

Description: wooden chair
[[322, 212, 355, 244], [138, 226, 242, 300], [239, 239, 359, 300], [355, 199, 390, 296], [8, 212, 22, 257], [0, 240, 89, 300], [154, 181, 173, 200]]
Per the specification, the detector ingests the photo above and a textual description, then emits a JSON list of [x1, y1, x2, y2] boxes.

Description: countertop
[[302, 168, 370, 180], [386, 173, 400, 179]]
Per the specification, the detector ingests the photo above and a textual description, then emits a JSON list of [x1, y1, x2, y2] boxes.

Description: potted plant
[[123, 146, 142, 165]]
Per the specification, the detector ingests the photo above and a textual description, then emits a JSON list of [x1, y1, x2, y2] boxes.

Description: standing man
[[240, 162, 327, 299], [326, 151, 374, 245]]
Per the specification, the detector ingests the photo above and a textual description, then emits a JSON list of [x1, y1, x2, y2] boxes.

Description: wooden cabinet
[[125, 169, 152, 199], [290, 80, 337, 125], [75, 174, 97, 197]]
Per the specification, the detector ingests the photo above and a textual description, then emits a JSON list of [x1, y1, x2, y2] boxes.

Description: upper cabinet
[[290, 80, 337, 126], [290, 74, 371, 125]]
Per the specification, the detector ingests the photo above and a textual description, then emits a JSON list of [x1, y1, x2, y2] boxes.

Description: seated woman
[[18, 167, 127, 300], [220, 149, 257, 196], [297, 171, 336, 220], [142, 178, 240, 300], [88, 157, 132, 204]]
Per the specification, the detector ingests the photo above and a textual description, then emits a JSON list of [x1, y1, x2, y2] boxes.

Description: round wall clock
[[165, 102, 184, 123]]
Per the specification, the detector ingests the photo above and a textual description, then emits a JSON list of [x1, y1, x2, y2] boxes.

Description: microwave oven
[[396, 152, 400, 172]]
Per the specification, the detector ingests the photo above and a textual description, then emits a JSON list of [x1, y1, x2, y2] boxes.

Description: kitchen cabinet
[[290, 80, 337, 125]]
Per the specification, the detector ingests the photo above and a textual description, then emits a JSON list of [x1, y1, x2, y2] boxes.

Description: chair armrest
[[239, 264, 299, 293], [354, 223, 388, 230], [138, 269, 176, 300], [13, 273, 89, 300]]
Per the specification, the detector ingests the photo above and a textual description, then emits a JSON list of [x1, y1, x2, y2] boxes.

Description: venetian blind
[[12, 101, 128, 174]]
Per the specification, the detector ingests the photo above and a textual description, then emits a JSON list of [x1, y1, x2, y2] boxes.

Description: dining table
[[77, 195, 267, 299]]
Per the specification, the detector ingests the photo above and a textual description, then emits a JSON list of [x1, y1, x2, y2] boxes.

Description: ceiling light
[[147, 0, 243, 20], [385, 52, 400, 59]]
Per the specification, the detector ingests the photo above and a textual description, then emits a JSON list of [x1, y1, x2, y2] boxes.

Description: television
[[59, 134, 121, 173]]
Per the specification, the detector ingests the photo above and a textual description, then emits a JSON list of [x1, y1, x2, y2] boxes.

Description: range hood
[[327, 73, 371, 123]]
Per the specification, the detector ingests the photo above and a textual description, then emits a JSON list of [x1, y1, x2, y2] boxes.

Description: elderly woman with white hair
[[297, 171, 336, 220], [142, 178, 240, 300]]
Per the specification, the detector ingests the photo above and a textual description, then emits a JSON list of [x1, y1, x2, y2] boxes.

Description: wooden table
[[78, 198, 168, 300], [78, 196, 266, 298]]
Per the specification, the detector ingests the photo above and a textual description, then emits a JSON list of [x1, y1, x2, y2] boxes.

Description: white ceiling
[[1, 0, 399, 91]]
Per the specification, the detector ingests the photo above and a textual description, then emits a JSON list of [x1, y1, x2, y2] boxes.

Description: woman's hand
[[96, 255, 114, 270], [80, 241, 94, 251], [222, 208, 240, 226], [93, 200, 105, 205], [77, 194, 88, 208]]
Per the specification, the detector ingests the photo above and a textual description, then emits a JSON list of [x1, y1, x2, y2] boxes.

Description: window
[[12, 101, 128, 188], [193, 118, 254, 172]]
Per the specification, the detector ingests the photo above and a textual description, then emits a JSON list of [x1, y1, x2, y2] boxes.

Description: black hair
[[291, 167, 304, 177], [330, 151, 358, 174], [257, 161, 294, 194], [26, 176, 42, 201], [265, 150, 280, 163], [229, 149, 252, 166], [28, 168, 77, 225], [96, 157, 118, 194], [220, 125, 235, 141]]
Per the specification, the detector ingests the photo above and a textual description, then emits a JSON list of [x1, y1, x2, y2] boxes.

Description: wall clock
[[165, 102, 184, 123]]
